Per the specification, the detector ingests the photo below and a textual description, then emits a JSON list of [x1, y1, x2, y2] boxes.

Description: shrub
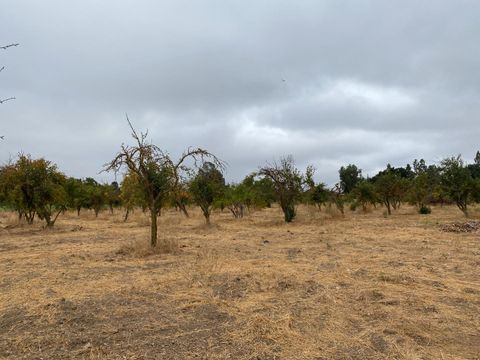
[[419, 205, 432, 214]]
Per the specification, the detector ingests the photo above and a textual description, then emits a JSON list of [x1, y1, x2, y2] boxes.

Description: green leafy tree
[[440, 155, 475, 216], [242, 174, 276, 209], [83, 178, 107, 217], [0, 162, 18, 211], [64, 178, 89, 216], [408, 160, 440, 213], [221, 183, 250, 218], [467, 150, 480, 179], [0, 155, 67, 227], [339, 164, 362, 193], [106, 181, 121, 214], [310, 182, 330, 210], [329, 183, 345, 215], [189, 162, 225, 225], [120, 172, 147, 221], [374, 172, 409, 216], [258, 156, 306, 223], [352, 180, 378, 212]]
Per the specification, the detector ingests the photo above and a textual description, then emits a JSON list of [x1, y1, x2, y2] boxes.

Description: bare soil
[[0, 205, 479, 359]]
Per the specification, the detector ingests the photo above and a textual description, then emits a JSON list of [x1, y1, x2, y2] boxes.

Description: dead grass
[[0, 205, 479, 359]]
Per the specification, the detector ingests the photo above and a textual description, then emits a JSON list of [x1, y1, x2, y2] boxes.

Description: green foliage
[[418, 205, 432, 214], [339, 164, 362, 194], [408, 161, 440, 211], [189, 162, 225, 224], [258, 156, 305, 223], [0, 155, 67, 227], [374, 172, 410, 216], [440, 155, 475, 216], [352, 180, 378, 212], [64, 177, 89, 215], [329, 184, 345, 215], [83, 178, 108, 217], [246, 175, 276, 209], [221, 183, 248, 218], [310, 182, 330, 210], [120, 172, 147, 211]]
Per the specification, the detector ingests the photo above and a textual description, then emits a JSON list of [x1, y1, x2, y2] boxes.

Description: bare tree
[[105, 116, 223, 247], [1, 43, 19, 140], [1, 43, 19, 106]]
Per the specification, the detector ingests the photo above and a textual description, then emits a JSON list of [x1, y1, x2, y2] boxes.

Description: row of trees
[[1, 124, 479, 247]]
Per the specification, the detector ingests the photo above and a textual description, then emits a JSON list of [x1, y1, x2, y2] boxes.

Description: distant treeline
[[1, 151, 479, 229]]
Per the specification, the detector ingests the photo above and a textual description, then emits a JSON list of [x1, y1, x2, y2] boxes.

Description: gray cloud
[[1, 0, 480, 185]]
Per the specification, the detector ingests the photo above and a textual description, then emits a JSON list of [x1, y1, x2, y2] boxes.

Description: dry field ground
[[0, 205, 479, 359]]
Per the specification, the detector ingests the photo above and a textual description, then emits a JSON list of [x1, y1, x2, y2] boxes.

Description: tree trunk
[[150, 209, 158, 247], [282, 203, 296, 223], [76, 206, 81, 216], [458, 201, 469, 217], [123, 208, 130, 222], [178, 203, 189, 218]]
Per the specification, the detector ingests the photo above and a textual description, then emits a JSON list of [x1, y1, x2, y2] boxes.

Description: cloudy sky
[[1, 0, 479, 184]]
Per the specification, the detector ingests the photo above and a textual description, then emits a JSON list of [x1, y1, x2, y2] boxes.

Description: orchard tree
[[106, 181, 121, 214], [310, 182, 330, 210], [258, 156, 306, 223], [374, 172, 405, 215], [242, 174, 276, 209], [352, 180, 378, 212], [64, 178, 89, 216], [329, 183, 345, 215], [0, 162, 20, 214], [467, 150, 480, 179], [339, 164, 362, 193], [120, 172, 147, 222], [105, 117, 222, 247], [222, 183, 249, 218], [189, 162, 225, 225], [0, 155, 67, 227], [408, 160, 440, 213], [171, 182, 191, 218], [83, 178, 107, 217], [440, 155, 475, 217]]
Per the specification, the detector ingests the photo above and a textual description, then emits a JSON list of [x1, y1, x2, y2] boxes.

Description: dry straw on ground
[[0, 205, 479, 359]]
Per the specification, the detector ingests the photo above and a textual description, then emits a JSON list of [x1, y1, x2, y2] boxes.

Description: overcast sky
[[1, 1, 479, 184]]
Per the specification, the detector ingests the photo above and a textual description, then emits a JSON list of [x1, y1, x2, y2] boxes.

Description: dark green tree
[[310, 182, 330, 210], [352, 180, 378, 212], [440, 155, 475, 217], [189, 162, 225, 225], [339, 164, 362, 193], [374, 172, 409, 215]]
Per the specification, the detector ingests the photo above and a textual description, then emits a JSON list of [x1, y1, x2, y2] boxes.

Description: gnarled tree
[[258, 156, 306, 223], [105, 117, 222, 247]]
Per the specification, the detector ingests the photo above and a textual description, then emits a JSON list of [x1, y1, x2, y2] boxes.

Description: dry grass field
[[0, 205, 479, 359]]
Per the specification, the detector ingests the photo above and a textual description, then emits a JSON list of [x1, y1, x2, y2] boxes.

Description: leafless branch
[[0, 97, 15, 104], [0, 43, 19, 50]]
